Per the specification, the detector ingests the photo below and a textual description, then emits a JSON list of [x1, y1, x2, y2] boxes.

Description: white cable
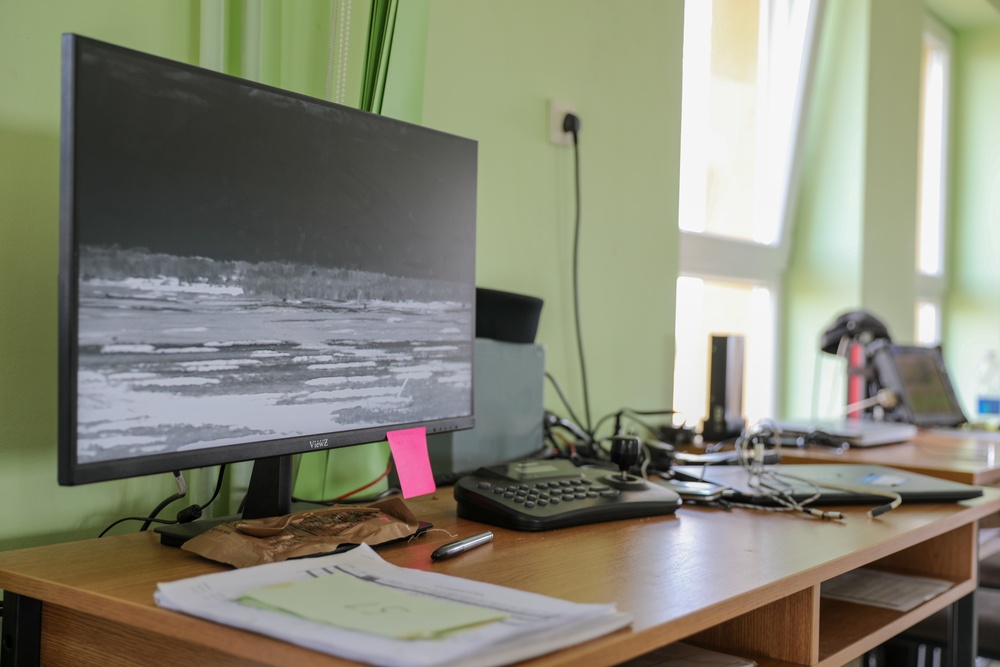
[[843, 388, 898, 415], [325, 2, 337, 102], [339, 1, 351, 105], [733, 420, 844, 520], [326, 0, 352, 105], [731, 423, 901, 519], [172, 470, 187, 497]]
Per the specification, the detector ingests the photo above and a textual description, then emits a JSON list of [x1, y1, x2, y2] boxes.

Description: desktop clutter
[[132, 299, 990, 667], [444, 306, 987, 534], [170, 304, 988, 576], [51, 37, 990, 666]]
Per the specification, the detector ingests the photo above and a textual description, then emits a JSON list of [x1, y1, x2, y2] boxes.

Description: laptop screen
[[870, 342, 967, 427]]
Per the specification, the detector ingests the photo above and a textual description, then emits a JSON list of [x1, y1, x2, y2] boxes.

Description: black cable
[[99, 516, 177, 538], [592, 408, 677, 441], [197, 464, 227, 513], [97, 467, 227, 537], [567, 118, 592, 435], [545, 372, 588, 433], [173, 464, 229, 524], [139, 471, 186, 531]]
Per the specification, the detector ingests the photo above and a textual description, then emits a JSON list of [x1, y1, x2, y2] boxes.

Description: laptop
[[671, 464, 983, 506], [869, 341, 968, 428], [773, 418, 917, 447]]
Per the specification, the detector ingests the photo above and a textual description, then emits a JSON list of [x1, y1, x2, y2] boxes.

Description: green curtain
[[293, 0, 403, 504], [359, 0, 398, 114]]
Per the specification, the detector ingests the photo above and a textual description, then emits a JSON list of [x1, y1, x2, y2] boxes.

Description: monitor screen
[[869, 342, 966, 427], [58, 35, 477, 505]]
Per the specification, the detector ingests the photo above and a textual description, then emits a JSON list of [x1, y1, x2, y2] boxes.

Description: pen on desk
[[431, 531, 494, 561]]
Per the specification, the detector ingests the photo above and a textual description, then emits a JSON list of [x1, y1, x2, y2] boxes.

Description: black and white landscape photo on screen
[[71, 45, 477, 464], [75, 245, 473, 464]]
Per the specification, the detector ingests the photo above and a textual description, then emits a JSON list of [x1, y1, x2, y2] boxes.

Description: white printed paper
[[155, 544, 631, 667], [821, 568, 954, 612]]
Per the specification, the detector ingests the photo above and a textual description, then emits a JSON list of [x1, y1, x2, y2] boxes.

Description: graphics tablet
[[869, 342, 967, 427], [671, 464, 983, 506]]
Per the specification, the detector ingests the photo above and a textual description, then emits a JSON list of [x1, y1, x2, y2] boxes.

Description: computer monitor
[[58, 35, 477, 527], [869, 341, 967, 427]]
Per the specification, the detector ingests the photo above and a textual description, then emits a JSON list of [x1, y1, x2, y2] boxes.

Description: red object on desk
[[847, 341, 865, 419]]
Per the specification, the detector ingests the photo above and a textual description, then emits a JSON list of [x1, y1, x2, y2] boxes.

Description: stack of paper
[[155, 544, 631, 667], [821, 568, 954, 612]]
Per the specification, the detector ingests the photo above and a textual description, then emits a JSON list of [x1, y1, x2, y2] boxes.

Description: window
[[916, 299, 941, 346], [917, 19, 950, 278], [679, 0, 817, 245], [674, 0, 822, 426], [672, 277, 776, 429], [914, 17, 952, 346]]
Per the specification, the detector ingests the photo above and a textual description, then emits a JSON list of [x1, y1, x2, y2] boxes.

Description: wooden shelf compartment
[[685, 522, 978, 667]]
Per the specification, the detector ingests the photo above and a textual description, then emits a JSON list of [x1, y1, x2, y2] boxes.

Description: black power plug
[[563, 113, 580, 144], [175, 504, 203, 523], [562, 112, 581, 142]]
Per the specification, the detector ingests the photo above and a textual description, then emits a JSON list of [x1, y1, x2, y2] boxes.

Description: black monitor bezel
[[58, 34, 476, 487]]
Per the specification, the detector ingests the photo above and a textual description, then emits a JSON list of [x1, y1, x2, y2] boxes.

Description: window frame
[[675, 0, 826, 422], [914, 14, 953, 345]]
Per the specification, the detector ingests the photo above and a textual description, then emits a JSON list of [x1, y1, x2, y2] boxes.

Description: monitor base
[[155, 515, 237, 547]]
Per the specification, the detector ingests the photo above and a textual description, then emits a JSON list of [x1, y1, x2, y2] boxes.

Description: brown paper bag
[[182, 497, 421, 568]]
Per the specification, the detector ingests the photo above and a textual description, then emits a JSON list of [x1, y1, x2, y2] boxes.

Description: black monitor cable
[[169, 464, 227, 527], [97, 466, 228, 538], [592, 408, 677, 441], [545, 372, 592, 447], [98, 471, 186, 537]]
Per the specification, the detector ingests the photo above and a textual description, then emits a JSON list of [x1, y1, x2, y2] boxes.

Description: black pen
[[430, 531, 494, 561]]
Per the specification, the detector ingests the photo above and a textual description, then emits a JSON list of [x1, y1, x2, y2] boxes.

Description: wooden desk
[[776, 430, 1000, 560], [3, 488, 1000, 667], [776, 430, 1000, 486]]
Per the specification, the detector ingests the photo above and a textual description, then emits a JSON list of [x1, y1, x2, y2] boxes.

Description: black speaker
[[476, 288, 543, 344], [701, 335, 746, 441]]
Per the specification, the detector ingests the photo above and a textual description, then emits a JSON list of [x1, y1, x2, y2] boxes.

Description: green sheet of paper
[[239, 572, 508, 640]]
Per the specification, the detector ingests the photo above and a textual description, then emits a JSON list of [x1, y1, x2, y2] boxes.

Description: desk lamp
[[819, 310, 891, 418]]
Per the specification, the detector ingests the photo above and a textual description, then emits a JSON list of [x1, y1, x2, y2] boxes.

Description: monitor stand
[[154, 454, 294, 547]]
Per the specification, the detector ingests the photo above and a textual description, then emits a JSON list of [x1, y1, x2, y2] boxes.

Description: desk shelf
[[980, 526, 1000, 559], [686, 523, 978, 667]]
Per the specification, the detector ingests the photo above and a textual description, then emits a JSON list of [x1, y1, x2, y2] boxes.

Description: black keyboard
[[453, 458, 681, 531]]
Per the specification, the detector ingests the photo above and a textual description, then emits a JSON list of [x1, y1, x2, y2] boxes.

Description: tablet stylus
[[430, 531, 494, 561]]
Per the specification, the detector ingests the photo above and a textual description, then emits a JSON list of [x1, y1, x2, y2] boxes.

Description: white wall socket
[[548, 99, 576, 147]]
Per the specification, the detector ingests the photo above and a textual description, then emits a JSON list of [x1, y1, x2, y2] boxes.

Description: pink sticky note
[[386, 427, 436, 498]]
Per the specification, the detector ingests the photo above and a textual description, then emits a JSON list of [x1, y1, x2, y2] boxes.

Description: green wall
[[0, 0, 394, 549], [785, 0, 868, 418], [945, 24, 1000, 413], [784, 0, 924, 419], [421, 0, 684, 429], [1, 1, 203, 550]]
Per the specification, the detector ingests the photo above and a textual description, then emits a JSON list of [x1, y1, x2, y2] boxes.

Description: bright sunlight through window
[[675, 0, 818, 429], [679, 0, 814, 245], [673, 276, 774, 428], [917, 23, 950, 276]]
